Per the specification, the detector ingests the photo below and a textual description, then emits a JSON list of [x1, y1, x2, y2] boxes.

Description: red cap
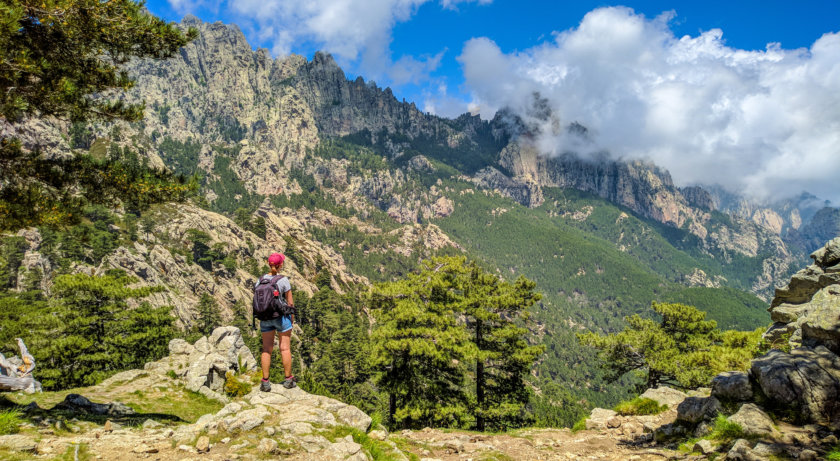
[[268, 253, 285, 266]]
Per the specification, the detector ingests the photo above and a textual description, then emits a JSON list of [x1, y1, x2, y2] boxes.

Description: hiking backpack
[[252, 274, 295, 327]]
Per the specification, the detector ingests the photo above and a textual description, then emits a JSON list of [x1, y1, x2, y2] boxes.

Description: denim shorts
[[260, 315, 293, 333]]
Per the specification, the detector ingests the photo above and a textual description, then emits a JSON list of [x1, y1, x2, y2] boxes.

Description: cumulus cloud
[[169, 0, 485, 88], [458, 7, 840, 203]]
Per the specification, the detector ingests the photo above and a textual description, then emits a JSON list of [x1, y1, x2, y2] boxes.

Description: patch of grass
[[166, 370, 178, 380], [386, 436, 422, 461], [613, 397, 669, 416], [0, 409, 23, 435], [827, 445, 840, 461], [708, 414, 745, 443], [0, 448, 35, 461], [477, 452, 515, 461], [677, 437, 700, 454], [55, 443, 92, 461], [571, 416, 587, 433]]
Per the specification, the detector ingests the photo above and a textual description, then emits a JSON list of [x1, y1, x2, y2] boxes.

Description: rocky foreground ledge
[[1, 327, 687, 460]]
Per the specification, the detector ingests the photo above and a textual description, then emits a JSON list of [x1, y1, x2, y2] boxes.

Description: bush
[[0, 410, 22, 435], [571, 417, 587, 433], [709, 414, 745, 442], [613, 397, 668, 416], [224, 372, 251, 398]]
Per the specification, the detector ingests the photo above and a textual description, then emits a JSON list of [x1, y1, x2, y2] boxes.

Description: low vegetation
[[613, 397, 668, 416]]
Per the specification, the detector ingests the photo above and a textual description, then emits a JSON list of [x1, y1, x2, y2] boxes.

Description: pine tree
[[196, 293, 221, 336], [459, 260, 544, 431], [0, 0, 197, 231], [578, 302, 766, 391], [35, 271, 174, 389], [370, 258, 475, 429]]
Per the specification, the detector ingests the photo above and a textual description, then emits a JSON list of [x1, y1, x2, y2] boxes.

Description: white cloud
[[458, 7, 840, 203]]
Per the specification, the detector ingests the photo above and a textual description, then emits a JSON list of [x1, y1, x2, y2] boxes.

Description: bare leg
[[278, 329, 292, 378], [261, 330, 275, 380]]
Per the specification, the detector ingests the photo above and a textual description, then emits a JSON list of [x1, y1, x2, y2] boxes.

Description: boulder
[[639, 386, 688, 407], [750, 347, 840, 428], [711, 371, 753, 401], [676, 396, 721, 424], [55, 394, 136, 416], [770, 303, 812, 324], [811, 237, 840, 268], [727, 404, 779, 438], [168, 338, 195, 356], [585, 408, 617, 430], [800, 285, 840, 353], [693, 439, 717, 455], [725, 439, 758, 461], [0, 434, 37, 452]]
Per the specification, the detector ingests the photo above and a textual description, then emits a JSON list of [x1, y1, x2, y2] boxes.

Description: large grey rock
[[812, 237, 840, 268], [800, 285, 840, 353], [676, 396, 721, 424], [725, 439, 758, 461], [750, 347, 840, 428], [770, 303, 812, 324], [639, 386, 688, 407], [727, 403, 779, 437], [168, 338, 195, 356], [55, 394, 136, 416], [693, 439, 717, 455], [585, 408, 618, 430], [711, 371, 753, 401], [0, 434, 37, 452]]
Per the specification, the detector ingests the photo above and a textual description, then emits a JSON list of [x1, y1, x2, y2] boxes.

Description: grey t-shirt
[[255, 274, 291, 295]]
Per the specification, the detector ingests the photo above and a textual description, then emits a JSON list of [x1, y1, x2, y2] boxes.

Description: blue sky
[[144, 0, 840, 203]]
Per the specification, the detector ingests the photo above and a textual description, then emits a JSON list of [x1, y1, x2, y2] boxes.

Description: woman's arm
[[285, 290, 294, 323]]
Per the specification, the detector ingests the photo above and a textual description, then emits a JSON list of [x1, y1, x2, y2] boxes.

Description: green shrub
[[224, 372, 251, 398], [0, 410, 22, 435], [166, 370, 178, 380], [613, 397, 668, 416], [709, 414, 744, 442], [827, 445, 840, 461], [571, 417, 587, 433]]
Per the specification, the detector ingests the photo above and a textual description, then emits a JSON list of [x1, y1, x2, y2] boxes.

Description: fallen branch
[[0, 338, 42, 393]]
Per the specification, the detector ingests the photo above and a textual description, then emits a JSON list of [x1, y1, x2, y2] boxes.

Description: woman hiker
[[256, 252, 297, 391]]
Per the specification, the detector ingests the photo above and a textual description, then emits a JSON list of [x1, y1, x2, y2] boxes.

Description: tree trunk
[[389, 392, 396, 427], [476, 320, 485, 432]]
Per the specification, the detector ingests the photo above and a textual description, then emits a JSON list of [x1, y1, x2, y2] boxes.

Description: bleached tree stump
[[0, 338, 42, 393]]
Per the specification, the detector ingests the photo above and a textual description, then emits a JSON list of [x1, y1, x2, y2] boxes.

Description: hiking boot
[[260, 379, 271, 392], [282, 375, 297, 389]]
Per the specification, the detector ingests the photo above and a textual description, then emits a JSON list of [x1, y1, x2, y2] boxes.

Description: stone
[[336, 404, 373, 432], [712, 371, 753, 401], [103, 420, 112, 432], [800, 286, 840, 353], [812, 237, 840, 267], [585, 408, 617, 430], [132, 443, 159, 454], [55, 394, 136, 416], [750, 347, 840, 427], [142, 419, 163, 429], [168, 338, 195, 356], [728, 404, 779, 438], [771, 304, 812, 324], [265, 426, 276, 436], [194, 336, 211, 354], [259, 438, 278, 454], [751, 442, 783, 457], [0, 434, 37, 452], [369, 430, 388, 441], [639, 386, 688, 407], [693, 439, 717, 455], [195, 435, 210, 453], [726, 439, 757, 460], [798, 449, 819, 460], [606, 416, 622, 428], [676, 396, 721, 424]]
